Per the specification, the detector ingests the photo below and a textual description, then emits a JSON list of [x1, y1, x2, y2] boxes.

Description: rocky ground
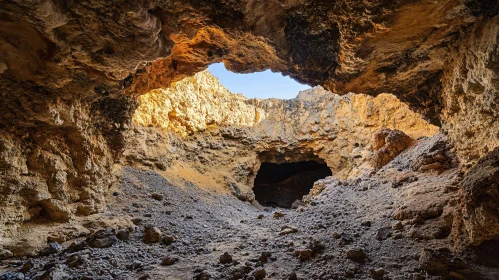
[[1, 135, 498, 280]]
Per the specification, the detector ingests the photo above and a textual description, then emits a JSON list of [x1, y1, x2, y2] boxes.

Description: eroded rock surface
[[2, 135, 498, 279], [369, 128, 413, 169], [124, 71, 438, 198], [0, 0, 498, 270], [455, 147, 499, 247]]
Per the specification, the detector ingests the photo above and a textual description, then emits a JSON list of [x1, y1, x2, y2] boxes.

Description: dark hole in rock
[[253, 161, 332, 208], [473, 238, 499, 267]]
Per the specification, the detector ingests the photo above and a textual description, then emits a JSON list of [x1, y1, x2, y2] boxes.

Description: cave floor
[[2, 139, 499, 279]]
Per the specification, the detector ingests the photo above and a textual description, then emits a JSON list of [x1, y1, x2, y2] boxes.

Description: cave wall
[[442, 14, 499, 165]]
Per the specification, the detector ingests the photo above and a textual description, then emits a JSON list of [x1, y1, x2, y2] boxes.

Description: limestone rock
[[369, 129, 413, 169], [133, 70, 265, 137]]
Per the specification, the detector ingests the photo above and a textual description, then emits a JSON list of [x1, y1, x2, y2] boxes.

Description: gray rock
[[0, 249, 13, 260], [346, 248, 366, 263], [86, 228, 118, 248], [40, 242, 63, 256]]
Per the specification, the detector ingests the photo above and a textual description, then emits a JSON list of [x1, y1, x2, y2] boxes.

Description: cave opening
[[253, 160, 332, 209], [207, 63, 310, 99]]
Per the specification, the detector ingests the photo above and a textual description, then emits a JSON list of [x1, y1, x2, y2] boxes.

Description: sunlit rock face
[[0, 0, 498, 249], [369, 129, 413, 170], [125, 71, 438, 199], [133, 70, 266, 136]]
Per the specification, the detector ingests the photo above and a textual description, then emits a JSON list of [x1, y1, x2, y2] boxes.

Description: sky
[[207, 63, 311, 99]]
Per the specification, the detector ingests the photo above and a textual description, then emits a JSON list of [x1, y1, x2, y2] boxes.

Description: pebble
[[219, 252, 233, 264], [39, 242, 63, 256], [143, 226, 162, 244], [251, 268, 266, 279], [151, 193, 164, 201], [346, 248, 366, 263], [161, 256, 178, 266]]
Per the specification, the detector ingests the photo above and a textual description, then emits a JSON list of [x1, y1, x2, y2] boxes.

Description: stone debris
[[143, 226, 162, 244], [346, 248, 366, 263], [219, 252, 233, 264]]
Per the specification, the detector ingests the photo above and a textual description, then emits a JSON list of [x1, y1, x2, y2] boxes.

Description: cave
[[253, 160, 332, 208], [1, 1, 499, 279]]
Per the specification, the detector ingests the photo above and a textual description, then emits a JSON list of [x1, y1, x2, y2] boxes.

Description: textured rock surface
[[124, 72, 438, 198], [133, 70, 265, 136], [454, 147, 499, 247], [369, 128, 413, 169], [441, 14, 499, 165], [0, 0, 498, 252], [6, 135, 498, 279]]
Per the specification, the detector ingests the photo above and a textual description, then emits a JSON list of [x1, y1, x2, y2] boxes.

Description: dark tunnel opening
[[253, 161, 332, 209]]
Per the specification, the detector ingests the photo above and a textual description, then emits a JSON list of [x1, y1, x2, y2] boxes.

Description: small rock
[[392, 221, 404, 230], [273, 212, 286, 219], [161, 235, 176, 245], [116, 229, 130, 242], [291, 200, 304, 209], [259, 252, 272, 263], [393, 233, 404, 240], [279, 226, 298, 236], [361, 221, 372, 227], [39, 265, 69, 280], [287, 272, 298, 280], [0, 249, 13, 260], [161, 256, 178, 266], [151, 193, 164, 201], [220, 252, 233, 264], [132, 218, 143, 225], [257, 214, 264, 219], [309, 240, 325, 254], [251, 268, 266, 280], [339, 235, 354, 245], [66, 254, 87, 268], [346, 248, 366, 263], [194, 272, 211, 280], [143, 226, 162, 244], [370, 268, 385, 279], [21, 261, 33, 273], [86, 228, 118, 248], [39, 242, 63, 256], [376, 227, 392, 241], [295, 249, 314, 261]]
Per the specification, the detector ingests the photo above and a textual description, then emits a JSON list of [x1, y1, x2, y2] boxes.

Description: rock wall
[[125, 70, 439, 199], [133, 70, 265, 136], [442, 14, 499, 166]]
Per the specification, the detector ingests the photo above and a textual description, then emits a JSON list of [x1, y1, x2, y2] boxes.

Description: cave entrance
[[253, 160, 332, 209]]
